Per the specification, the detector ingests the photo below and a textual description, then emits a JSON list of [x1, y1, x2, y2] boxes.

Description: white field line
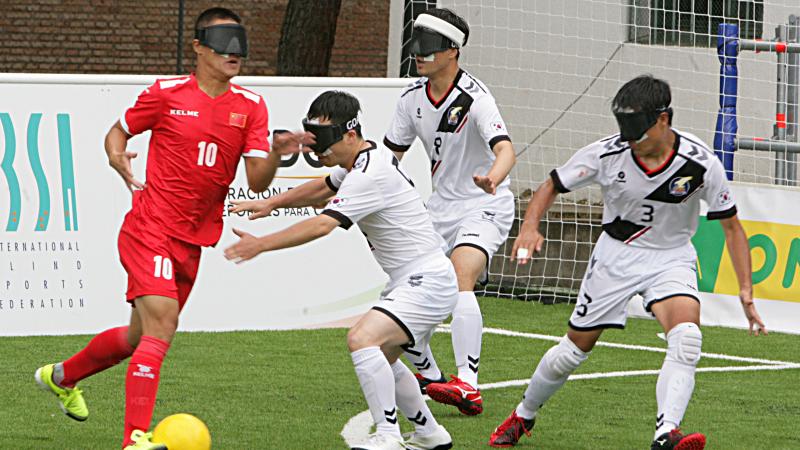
[[341, 325, 800, 447]]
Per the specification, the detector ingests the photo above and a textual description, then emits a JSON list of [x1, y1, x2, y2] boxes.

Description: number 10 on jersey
[[197, 141, 218, 167]]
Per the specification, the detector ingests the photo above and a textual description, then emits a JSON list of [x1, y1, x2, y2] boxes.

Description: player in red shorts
[[33, 8, 309, 449]]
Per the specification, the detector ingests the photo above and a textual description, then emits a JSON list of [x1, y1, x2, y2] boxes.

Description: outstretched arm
[[224, 214, 340, 263], [229, 177, 335, 220], [511, 177, 559, 265], [474, 140, 516, 195], [720, 215, 767, 335], [244, 131, 314, 193]]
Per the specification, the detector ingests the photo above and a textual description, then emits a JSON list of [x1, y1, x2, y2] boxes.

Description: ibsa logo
[[0, 113, 78, 232]]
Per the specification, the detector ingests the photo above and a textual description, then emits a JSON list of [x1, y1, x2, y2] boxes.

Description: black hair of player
[[422, 8, 469, 57], [195, 7, 242, 34], [307, 91, 363, 138], [612, 75, 672, 123]]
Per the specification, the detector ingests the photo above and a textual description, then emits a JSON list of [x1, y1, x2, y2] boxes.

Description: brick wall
[[0, 0, 389, 77]]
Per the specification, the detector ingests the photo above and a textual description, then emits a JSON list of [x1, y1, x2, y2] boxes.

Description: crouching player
[[488, 75, 767, 449], [226, 91, 456, 450]]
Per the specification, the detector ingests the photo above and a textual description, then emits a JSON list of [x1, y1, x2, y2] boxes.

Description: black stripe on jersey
[[372, 306, 416, 347], [489, 135, 511, 149], [550, 169, 570, 193], [352, 144, 374, 172], [602, 216, 647, 242], [321, 209, 353, 230], [643, 158, 707, 204], [675, 131, 715, 160], [645, 293, 700, 312], [324, 175, 339, 192], [462, 72, 487, 94], [568, 321, 625, 331], [599, 147, 629, 159], [384, 137, 411, 152], [436, 91, 474, 133], [631, 132, 681, 177], [707, 205, 737, 220], [599, 135, 629, 159], [401, 83, 424, 98]]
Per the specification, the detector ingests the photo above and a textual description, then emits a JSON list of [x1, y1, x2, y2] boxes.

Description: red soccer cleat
[[488, 410, 534, 448], [651, 428, 706, 450], [414, 372, 446, 395], [425, 375, 483, 416]]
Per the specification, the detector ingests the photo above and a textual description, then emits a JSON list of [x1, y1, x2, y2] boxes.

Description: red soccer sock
[[61, 326, 135, 388], [122, 336, 170, 446]]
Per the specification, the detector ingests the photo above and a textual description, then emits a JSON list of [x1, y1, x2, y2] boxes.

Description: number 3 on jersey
[[197, 141, 218, 167]]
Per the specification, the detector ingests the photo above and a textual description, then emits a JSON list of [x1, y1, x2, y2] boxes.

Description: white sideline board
[[0, 74, 430, 336]]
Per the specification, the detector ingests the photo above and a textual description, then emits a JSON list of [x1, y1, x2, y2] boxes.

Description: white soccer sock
[[391, 360, 439, 436], [404, 345, 443, 381], [452, 291, 482, 387], [516, 336, 589, 420], [351, 346, 402, 438], [655, 323, 702, 439]]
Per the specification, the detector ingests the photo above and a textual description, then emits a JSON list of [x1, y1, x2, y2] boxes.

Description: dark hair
[[421, 8, 469, 47], [307, 91, 362, 137], [195, 7, 242, 34], [612, 75, 671, 114]]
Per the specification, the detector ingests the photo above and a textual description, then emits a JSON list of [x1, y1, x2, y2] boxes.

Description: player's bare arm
[[473, 140, 516, 195], [720, 215, 768, 335], [104, 121, 145, 193], [224, 214, 340, 263], [512, 177, 559, 264], [243, 130, 315, 192], [229, 177, 335, 219]]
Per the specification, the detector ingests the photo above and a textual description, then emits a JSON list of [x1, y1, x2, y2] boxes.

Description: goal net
[[400, 0, 800, 302]]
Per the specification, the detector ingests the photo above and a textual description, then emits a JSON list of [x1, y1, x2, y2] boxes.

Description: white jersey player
[[226, 91, 456, 450], [385, 8, 517, 415], [488, 75, 767, 450]]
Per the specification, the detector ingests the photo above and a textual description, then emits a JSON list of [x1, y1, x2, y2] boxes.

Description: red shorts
[[118, 210, 201, 310]]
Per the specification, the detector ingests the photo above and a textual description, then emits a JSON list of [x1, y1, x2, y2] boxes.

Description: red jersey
[[120, 74, 270, 246]]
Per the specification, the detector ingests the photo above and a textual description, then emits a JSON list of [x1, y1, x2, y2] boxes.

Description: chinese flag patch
[[229, 112, 247, 128]]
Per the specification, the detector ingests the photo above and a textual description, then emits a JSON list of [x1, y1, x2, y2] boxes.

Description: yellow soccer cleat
[[124, 430, 168, 450], [34, 363, 88, 421]]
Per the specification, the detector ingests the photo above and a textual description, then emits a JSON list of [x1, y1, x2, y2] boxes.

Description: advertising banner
[[630, 182, 800, 334], [0, 74, 430, 336]]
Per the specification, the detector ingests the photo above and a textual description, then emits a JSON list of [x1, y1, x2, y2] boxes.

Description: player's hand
[[511, 222, 544, 265], [473, 174, 497, 195], [272, 131, 315, 156], [739, 290, 767, 336], [224, 228, 266, 264], [228, 199, 275, 220], [108, 151, 145, 193]]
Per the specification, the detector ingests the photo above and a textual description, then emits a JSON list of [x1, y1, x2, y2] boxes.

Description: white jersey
[[384, 70, 513, 208], [552, 130, 737, 249], [322, 141, 448, 278]]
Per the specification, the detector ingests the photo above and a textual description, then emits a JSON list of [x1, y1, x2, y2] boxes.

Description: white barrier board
[[0, 74, 430, 336]]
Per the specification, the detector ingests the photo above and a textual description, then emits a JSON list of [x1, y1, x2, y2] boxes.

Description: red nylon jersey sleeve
[[121, 82, 163, 135], [241, 95, 270, 158]]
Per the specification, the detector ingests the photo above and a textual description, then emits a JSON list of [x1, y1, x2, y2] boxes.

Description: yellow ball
[[152, 413, 211, 450]]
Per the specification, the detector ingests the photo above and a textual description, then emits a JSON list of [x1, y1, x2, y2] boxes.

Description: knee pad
[[544, 336, 589, 378], [453, 292, 481, 316], [666, 322, 702, 366]]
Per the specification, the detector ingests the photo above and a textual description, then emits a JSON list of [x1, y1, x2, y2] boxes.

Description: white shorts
[[373, 255, 459, 350], [428, 192, 514, 282], [568, 233, 700, 330]]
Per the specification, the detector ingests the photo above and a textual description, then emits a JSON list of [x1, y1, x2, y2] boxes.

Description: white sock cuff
[[351, 346, 382, 365], [391, 360, 412, 378], [455, 291, 480, 314], [560, 335, 590, 359]]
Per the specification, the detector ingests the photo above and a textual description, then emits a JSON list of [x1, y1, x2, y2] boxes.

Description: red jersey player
[[33, 8, 310, 449]]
